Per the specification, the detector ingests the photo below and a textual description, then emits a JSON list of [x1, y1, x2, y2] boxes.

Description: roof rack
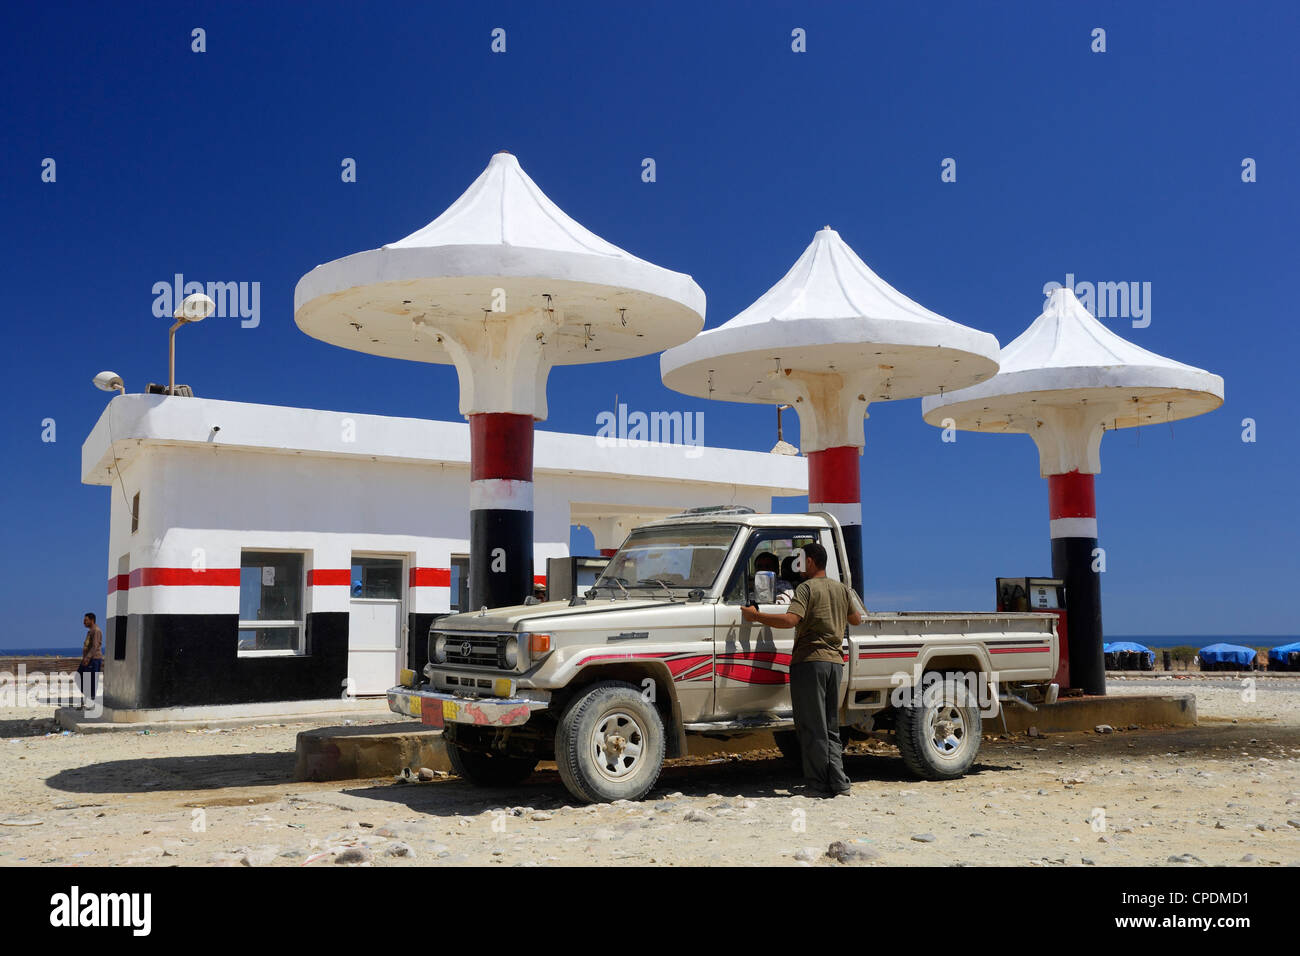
[[664, 505, 756, 519]]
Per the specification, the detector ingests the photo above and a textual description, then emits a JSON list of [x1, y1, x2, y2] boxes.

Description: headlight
[[502, 636, 519, 669], [433, 635, 447, 663]]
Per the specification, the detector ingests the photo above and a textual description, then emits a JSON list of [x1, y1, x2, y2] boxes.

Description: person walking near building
[[78, 612, 103, 710], [741, 543, 864, 797]]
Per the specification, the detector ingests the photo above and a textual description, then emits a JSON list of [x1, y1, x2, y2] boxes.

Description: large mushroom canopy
[[295, 151, 706, 418]]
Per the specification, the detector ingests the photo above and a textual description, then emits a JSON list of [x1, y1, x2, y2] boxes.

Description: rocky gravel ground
[[1, 680, 1297, 867]]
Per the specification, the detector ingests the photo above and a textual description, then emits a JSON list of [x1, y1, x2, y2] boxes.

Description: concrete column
[[807, 445, 863, 591], [468, 412, 534, 610], [1048, 470, 1105, 695]]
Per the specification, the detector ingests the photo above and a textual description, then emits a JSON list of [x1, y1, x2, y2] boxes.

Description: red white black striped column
[[808, 445, 863, 591], [469, 413, 534, 610], [1049, 470, 1105, 694]]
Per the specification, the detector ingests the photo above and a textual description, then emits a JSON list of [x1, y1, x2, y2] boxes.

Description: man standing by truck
[[742, 543, 863, 797]]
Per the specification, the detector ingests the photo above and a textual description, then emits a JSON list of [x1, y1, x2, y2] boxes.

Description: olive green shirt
[[786, 576, 850, 666]]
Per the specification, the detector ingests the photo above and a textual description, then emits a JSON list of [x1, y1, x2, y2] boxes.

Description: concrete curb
[[989, 692, 1196, 735], [295, 723, 452, 782]]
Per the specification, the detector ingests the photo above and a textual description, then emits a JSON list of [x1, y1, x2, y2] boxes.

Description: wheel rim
[[590, 711, 645, 782], [927, 703, 970, 761]]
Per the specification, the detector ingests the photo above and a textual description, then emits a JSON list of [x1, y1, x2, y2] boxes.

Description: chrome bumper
[[386, 686, 547, 728]]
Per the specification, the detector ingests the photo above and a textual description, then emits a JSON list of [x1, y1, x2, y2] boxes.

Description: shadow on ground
[[339, 746, 1020, 818], [37, 722, 1294, 807], [44, 752, 294, 794], [0, 716, 60, 737]]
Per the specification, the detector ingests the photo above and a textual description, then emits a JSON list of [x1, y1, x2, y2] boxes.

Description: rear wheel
[[895, 672, 982, 780], [555, 681, 665, 803]]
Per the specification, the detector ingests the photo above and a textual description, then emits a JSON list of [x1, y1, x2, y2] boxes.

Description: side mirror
[[754, 571, 776, 605]]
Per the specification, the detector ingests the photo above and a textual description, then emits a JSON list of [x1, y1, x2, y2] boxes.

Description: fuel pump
[[997, 577, 1069, 690]]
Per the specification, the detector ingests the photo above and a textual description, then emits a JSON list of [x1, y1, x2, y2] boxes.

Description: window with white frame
[[238, 551, 305, 655]]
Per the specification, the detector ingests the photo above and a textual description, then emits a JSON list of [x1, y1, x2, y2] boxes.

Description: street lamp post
[[169, 293, 215, 395]]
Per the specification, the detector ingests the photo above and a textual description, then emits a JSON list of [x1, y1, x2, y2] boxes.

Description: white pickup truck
[[388, 508, 1059, 803]]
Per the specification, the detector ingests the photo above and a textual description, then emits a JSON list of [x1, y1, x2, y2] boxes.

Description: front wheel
[[444, 733, 538, 787], [555, 681, 666, 803], [895, 673, 983, 780]]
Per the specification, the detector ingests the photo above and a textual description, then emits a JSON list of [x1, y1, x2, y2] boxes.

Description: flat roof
[[81, 394, 807, 496]]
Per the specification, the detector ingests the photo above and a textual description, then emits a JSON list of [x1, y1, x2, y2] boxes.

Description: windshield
[[594, 524, 739, 592]]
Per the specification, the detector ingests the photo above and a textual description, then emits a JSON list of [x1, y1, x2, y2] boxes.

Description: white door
[[348, 555, 405, 696], [348, 601, 402, 694]]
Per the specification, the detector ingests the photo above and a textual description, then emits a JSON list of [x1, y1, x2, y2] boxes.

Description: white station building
[[81, 393, 805, 714]]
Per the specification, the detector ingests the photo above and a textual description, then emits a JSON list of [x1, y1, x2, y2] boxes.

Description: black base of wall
[[108, 611, 350, 709], [110, 615, 127, 661], [407, 612, 452, 674]]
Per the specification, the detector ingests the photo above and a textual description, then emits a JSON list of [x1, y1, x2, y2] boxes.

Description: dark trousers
[[76, 659, 101, 704], [789, 660, 851, 793]]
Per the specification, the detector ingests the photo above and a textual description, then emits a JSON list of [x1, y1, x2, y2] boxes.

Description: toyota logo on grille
[[460, 641, 473, 658]]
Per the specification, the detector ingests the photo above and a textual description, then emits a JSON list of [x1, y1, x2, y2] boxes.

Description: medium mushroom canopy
[[660, 227, 1000, 407], [294, 151, 705, 367], [921, 286, 1224, 434]]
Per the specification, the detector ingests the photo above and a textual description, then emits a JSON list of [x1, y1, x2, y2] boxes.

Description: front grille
[[431, 630, 509, 669]]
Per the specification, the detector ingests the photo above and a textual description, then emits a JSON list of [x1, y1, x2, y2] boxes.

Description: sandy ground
[[1, 677, 1298, 867]]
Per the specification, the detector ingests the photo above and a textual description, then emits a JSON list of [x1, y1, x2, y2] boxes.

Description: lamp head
[[175, 292, 215, 322], [93, 371, 125, 393]]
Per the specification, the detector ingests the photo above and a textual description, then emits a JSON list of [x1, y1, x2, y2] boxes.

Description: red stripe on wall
[[807, 446, 861, 504], [307, 569, 350, 587], [1048, 470, 1096, 520], [409, 567, 452, 588], [106, 574, 130, 594], [127, 567, 241, 588], [469, 412, 534, 482]]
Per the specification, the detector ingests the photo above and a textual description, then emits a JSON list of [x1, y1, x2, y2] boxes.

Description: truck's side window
[[723, 530, 818, 604]]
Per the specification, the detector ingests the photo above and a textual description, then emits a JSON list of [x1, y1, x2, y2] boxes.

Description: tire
[[444, 734, 538, 787], [895, 672, 983, 781], [555, 681, 666, 803]]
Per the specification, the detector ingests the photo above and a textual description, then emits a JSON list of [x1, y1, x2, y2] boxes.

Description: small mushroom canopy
[[921, 287, 1224, 475], [662, 226, 998, 404], [294, 152, 705, 369], [660, 226, 999, 451]]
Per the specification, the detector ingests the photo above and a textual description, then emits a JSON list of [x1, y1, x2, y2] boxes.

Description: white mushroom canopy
[[294, 152, 705, 419], [661, 227, 999, 452], [921, 287, 1224, 474]]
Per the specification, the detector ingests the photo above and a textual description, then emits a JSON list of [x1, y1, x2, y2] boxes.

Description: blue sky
[[3, 1, 1296, 647]]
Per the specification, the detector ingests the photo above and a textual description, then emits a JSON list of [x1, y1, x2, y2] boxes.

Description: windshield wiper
[[632, 579, 679, 601], [592, 576, 630, 599]]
